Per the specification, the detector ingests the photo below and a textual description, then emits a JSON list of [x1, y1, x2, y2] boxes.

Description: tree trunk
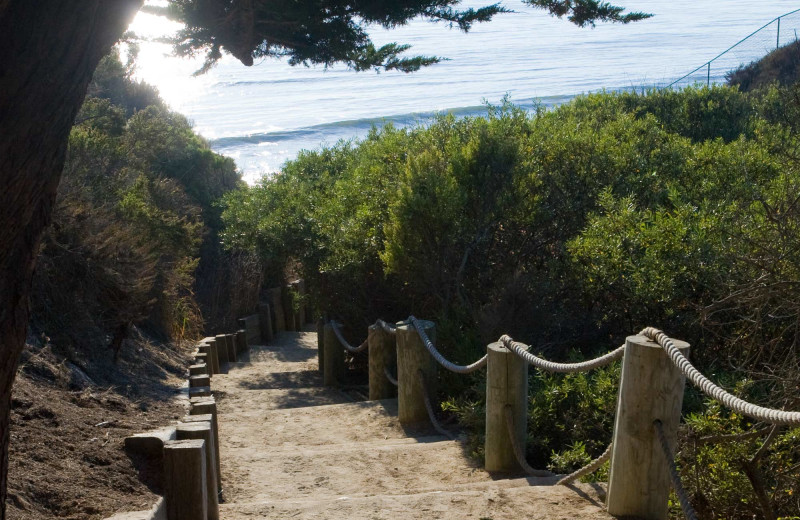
[[0, 2, 142, 517]]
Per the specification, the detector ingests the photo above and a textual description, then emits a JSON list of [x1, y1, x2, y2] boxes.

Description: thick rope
[[503, 405, 554, 477], [330, 321, 368, 353], [418, 369, 455, 439], [376, 319, 397, 335], [384, 365, 398, 386], [501, 335, 625, 373], [641, 327, 800, 426], [556, 443, 613, 485], [409, 316, 488, 374], [654, 420, 698, 520]]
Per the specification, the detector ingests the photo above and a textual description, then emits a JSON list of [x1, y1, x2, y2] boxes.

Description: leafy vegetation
[[31, 50, 257, 364], [221, 82, 800, 519]]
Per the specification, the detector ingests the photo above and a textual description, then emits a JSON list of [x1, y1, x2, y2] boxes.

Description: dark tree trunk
[[0, 2, 142, 517]]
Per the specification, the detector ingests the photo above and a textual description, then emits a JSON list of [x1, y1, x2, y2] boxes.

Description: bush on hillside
[[31, 49, 252, 365]]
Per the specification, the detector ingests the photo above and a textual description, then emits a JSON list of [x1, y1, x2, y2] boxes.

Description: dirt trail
[[213, 329, 612, 520]]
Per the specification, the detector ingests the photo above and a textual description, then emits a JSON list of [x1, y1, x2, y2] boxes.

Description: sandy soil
[[213, 329, 613, 520], [6, 335, 190, 520]]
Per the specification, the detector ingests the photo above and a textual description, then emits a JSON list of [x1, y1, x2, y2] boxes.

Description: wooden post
[[485, 341, 528, 472], [189, 374, 210, 388], [606, 334, 690, 520], [176, 423, 219, 520], [199, 341, 220, 375], [189, 363, 208, 377], [194, 353, 209, 371], [271, 287, 286, 333], [214, 335, 230, 366], [282, 285, 296, 331], [189, 386, 211, 398], [163, 439, 207, 520], [259, 302, 274, 343], [235, 329, 247, 355], [368, 324, 396, 400], [396, 320, 436, 425], [190, 398, 221, 493], [316, 318, 325, 374], [224, 334, 237, 363], [183, 413, 221, 494], [323, 322, 345, 386]]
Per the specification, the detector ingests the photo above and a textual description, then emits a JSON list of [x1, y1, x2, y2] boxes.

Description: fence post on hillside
[[368, 323, 397, 400], [163, 439, 207, 520], [485, 341, 528, 472], [323, 321, 345, 386], [606, 334, 690, 520], [396, 320, 437, 425], [317, 318, 325, 374]]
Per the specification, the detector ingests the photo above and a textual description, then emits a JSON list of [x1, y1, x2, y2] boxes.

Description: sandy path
[[213, 329, 612, 519]]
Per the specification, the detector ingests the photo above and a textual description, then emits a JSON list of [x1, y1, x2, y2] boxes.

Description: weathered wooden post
[[198, 340, 220, 375], [224, 334, 237, 363], [194, 353, 209, 371], [323, 321, 345, 386], [316, 318, 325, 374], [485, 341, 528, 472], [396, 320, 436, 425], [189, 386, 211, 398], [163, 439, 207, 520], [189, 363, 208, 377], [606, 334, 690, 520], [258, 302, 274, 343], [368, 323, 396, 400], [183, 414, 221, 495], [189, 374, 210, 389], [214, 334, 230, 366], [235, 329, 247, 355], [188, 400, 221, 494], [176, 423, 219, 520]]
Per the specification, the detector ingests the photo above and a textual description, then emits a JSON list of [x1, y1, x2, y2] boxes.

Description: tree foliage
[[141, 0, 650, 74], [31, 50, 249, 361]]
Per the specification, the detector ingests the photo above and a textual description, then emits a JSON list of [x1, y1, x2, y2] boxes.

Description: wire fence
[[662, 8, 800, 90]]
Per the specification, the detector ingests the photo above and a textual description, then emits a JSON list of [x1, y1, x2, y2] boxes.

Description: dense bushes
[[31, 49, 255, 365], [221, 84, 800, 519]]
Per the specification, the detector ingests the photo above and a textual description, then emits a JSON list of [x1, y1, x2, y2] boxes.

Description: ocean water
[[128, 1, 800, 183]]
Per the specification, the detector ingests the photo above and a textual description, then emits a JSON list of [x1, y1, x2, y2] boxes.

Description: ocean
[[128, 1, 800, 183]]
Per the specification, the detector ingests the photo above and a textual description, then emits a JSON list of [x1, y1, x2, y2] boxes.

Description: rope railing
[[641, 327, 800, 426], [409, 316, 488, 374], [503, 405, 554, 478], [418, 369, 455, 440], [556, 443, 613, 486], [319, 310, 800, 517], [377, 319, 397, 334], [500, 335, 625, 374], [330, 321, 369, 353], [654, 420, 699, 520]]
